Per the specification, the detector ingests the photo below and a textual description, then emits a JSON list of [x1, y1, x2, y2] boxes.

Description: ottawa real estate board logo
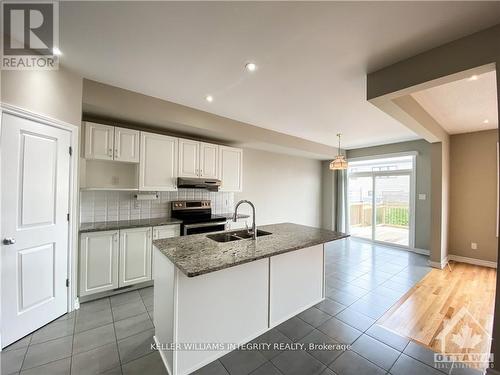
[[1, 1, 59, 70]]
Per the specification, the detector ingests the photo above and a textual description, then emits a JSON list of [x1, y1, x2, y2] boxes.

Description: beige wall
[[346, 140, 432, 251], [449, 130, 498, 262], [1, 68, 83, 125], [235, 148, 322, 227]]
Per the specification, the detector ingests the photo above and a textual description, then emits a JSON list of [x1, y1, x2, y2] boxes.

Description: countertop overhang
[[153, 223, 349, 277]]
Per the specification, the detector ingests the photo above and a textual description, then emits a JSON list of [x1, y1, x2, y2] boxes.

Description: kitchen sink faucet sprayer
[[233, 200, 256, 240]]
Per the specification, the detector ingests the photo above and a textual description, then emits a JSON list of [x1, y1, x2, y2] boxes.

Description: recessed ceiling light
[[205, 95, 213, 102], [53, 47, 62, 56], [245, 62, 257, 72], [468, 75, 478, 81], [483, 119, 490, 124]]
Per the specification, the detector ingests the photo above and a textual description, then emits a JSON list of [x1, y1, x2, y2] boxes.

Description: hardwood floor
[[379, 261, 496, 368]]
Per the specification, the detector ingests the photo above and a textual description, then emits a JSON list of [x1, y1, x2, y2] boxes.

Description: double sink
[[207, 229, 272, 243]]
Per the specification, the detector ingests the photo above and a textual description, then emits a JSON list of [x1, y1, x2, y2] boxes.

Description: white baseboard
[[428, 256, 448, 269], [448, 254, 497, 269]]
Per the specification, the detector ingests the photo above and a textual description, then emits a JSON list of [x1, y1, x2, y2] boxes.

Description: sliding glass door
[[347, 155, 415, 248], [374, 174, 411, 246], [348, 176, 373, 240]]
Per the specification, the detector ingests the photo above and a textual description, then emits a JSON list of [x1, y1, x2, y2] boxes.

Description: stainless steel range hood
[[177, 177, 221, 191]]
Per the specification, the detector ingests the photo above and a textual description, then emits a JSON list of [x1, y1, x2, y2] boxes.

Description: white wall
[[235, 148, 322, 227]]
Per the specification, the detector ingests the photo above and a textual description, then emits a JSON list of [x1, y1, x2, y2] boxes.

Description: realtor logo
[[434, 306, 493, 370], [1, 1, 59, 70]]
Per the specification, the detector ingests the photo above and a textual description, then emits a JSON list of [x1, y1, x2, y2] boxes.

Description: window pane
[[348, 156, 413, 174], [375, 175, 410, 246]]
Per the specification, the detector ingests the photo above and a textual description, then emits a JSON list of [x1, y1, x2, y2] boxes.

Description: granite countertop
[[153, 223, 348, 277], [80, 217, 183, 233], [79, 213, 248, 233]]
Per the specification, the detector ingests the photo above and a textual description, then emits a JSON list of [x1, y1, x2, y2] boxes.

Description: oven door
[[183, 222, 227, 236]]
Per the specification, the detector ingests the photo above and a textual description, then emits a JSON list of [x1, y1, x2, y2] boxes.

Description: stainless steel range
[[171, 200, 227, 236]]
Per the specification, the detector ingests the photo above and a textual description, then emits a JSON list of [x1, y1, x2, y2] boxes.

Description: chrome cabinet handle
[[3, 237, 16, 245], [108, 148, 113, 156]]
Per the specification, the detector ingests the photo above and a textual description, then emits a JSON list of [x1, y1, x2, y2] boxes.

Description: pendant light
[[329, 133, 348, 170]]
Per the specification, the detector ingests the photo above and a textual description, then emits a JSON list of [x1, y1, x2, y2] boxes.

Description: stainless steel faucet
[[233, 200, 256, 240]]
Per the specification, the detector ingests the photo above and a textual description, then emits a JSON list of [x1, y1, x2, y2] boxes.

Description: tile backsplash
[[80, 189, 235, 223]]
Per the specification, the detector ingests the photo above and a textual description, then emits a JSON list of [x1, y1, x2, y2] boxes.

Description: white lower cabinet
[[79, 230, 119, 297], [119, 227, 152, 287], [79, 224, 179, 297]]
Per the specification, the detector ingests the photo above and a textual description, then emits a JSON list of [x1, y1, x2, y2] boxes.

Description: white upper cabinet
[[114, 127, 140, 163], [219, 146, 243, 192], [84, 122, 139, 163], [83, 121, 241, 190], [84, 122, 114, 160], [178, 139, 219, 179], [200, 142, 219, 179], [178, 139, 200, 178], [139, 132, 178, 191]]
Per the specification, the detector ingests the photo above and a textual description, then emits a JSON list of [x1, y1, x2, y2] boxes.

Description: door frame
[[346, 152, 417, 249], [0, 103, 80, 348]]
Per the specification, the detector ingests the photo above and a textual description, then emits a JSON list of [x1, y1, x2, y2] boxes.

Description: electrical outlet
[[471, 242, 478, 250], [418, 194, 426, 200]]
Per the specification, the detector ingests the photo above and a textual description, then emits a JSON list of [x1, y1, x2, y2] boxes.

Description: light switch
[[471, 242, 478, 250], [418, 194, 426, 200]]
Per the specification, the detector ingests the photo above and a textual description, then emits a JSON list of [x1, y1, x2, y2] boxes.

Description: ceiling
[[412, 70, 498, 135], [59, 2, 500, 149]]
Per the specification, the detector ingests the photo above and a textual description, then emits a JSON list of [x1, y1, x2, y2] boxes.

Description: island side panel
[[153, 247, 175, 374], [269, 244, 325, 327], [174, 258, 269, 375]]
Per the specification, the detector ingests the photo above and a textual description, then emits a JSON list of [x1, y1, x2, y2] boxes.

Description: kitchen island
[[152, 223, 348, 375]]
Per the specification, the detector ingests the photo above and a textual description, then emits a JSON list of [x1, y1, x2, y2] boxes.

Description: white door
[[178, 139, 199, 178], [114, 127, 140, 163], [139, 132, 178, 191], [119, 227, 152, 287], [1, 113, 71, 347], [84, 122, 114, 160], [200, 143, 219, 179], [219, 146, 243, 192], [79, 231, 119, 297]]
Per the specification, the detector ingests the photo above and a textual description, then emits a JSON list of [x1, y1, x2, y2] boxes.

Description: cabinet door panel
[[139, 132, 178, 191], [219, 146, 243, 192], [178, 139, 199, 178], [119, 227, 152, 287], [79, 231, 119, 296], [114, 127, 140, 163], [200, 143, 219, 179], [84, 122, 114, 160]]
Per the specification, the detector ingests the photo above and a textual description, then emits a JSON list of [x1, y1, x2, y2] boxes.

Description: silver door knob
[[3, 237, 15, 245]]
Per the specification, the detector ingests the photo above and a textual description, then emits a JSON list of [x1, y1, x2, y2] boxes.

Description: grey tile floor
[[1, 239, 483, 375], [1, 286, 161, 375]]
